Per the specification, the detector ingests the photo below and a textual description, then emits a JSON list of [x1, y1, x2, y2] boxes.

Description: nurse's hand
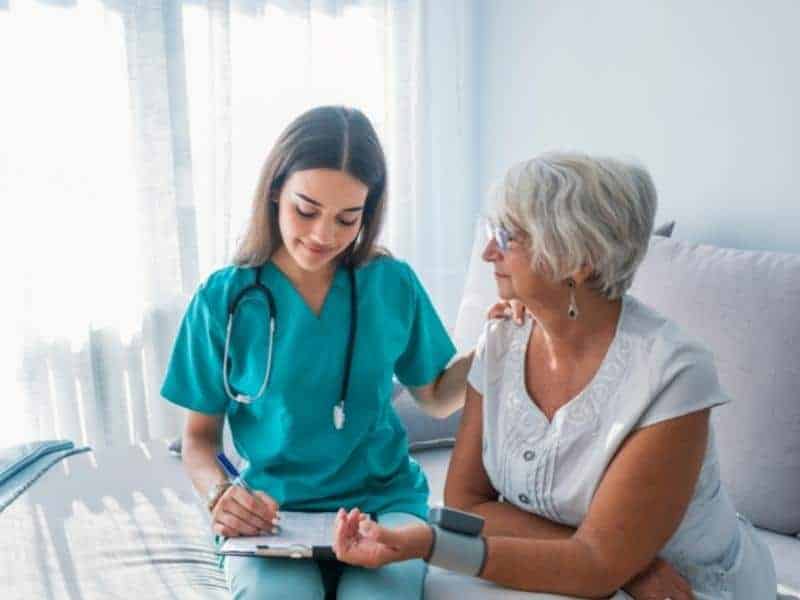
[[211, 486, 280, 537], [333, 508, 433, 568], [486, 299, 527, 324]]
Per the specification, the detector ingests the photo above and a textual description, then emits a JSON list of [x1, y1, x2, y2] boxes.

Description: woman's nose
[[482, 238, 501, 262]]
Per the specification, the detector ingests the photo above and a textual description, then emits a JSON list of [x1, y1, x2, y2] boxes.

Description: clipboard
[[218, 511, 338, 560]]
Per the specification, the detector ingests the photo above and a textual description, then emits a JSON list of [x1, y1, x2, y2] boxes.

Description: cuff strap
[[425, 524, 486, 577]]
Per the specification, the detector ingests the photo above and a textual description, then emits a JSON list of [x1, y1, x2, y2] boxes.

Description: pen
[[216, 452, 281, 533], [215, 453, 281, 537], [216, 452, 252, 493]]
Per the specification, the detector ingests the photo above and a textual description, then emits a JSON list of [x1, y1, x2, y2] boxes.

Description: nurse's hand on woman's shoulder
[[487, 298, 528, 325], [211, 486, 280, 537]]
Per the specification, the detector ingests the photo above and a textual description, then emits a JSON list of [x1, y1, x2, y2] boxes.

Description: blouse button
[[523, 450, 535, 461], [518, 493, 530, 504]]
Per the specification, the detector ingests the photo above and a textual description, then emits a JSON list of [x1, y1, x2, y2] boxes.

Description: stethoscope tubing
[[223, 311, 275, 404], [221, 263, 357, 429]]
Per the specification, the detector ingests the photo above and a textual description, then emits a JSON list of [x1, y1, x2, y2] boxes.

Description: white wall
[[476, 1, 800, 253]]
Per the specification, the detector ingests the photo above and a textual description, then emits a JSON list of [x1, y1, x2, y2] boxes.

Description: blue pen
[[216, 453, 280, 535], [216, 452, 252, 492]]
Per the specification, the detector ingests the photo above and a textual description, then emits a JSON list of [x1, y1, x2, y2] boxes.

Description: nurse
[[161, 106, 470, 599]]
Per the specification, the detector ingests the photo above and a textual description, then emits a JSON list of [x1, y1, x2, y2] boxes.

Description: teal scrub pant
[[224, 512, 426, 600]]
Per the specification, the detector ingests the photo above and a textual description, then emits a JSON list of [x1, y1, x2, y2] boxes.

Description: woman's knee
[[225, 556, 326, 600]]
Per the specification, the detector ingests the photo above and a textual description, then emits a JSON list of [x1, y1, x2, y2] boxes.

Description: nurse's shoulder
[[191, 264, 260, 322], [357, 255, 422, 299]]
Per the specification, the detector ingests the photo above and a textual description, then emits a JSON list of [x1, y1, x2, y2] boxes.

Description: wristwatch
[[206, 481, 231, 513]]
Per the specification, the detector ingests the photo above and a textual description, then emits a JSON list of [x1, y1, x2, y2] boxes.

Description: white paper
[[220, 511, 337, 554]]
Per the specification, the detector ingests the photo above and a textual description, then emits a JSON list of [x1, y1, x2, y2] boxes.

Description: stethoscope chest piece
[[333, 402, 346, 430]]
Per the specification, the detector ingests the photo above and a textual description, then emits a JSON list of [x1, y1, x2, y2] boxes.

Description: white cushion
[[630, 237, 800, 534]]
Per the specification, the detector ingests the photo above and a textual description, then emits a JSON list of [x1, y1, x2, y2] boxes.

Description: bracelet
[[425, 524, 487, 577], [206, 482, 232, 513]]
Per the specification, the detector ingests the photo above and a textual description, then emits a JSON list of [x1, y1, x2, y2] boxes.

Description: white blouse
[[467, 295, 775, 599]]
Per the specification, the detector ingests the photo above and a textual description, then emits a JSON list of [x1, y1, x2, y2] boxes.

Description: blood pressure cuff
[[426, 524, 487, 577]]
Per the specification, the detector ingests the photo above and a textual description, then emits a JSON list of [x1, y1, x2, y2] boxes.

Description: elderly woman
[[332, 153, 776, 599]]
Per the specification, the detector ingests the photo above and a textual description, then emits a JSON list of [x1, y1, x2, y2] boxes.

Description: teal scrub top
[[161, 256, 456, 519]]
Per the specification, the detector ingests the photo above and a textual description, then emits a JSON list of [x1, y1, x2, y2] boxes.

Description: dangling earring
[[567, 278, 579, 320]]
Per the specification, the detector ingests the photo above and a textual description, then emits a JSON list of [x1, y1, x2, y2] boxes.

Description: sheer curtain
[[0, 0, 478, 448]]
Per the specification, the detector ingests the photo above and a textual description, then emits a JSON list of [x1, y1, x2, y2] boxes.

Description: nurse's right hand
[[211, 486, 280, 537]]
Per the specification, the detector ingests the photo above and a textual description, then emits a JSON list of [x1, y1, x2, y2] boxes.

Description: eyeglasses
[[484, 221, 513, 253]]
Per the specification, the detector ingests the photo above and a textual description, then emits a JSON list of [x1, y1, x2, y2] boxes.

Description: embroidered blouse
[[467, 295, 775, 599]]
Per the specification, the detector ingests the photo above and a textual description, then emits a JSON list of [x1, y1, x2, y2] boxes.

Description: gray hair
[[491, 152, 657, 299]]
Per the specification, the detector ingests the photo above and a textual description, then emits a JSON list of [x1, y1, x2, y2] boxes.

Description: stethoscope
[[222, 263, 357, 430]]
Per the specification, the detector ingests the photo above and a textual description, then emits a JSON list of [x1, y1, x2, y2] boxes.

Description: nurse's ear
[[346, 225, 364, 257]]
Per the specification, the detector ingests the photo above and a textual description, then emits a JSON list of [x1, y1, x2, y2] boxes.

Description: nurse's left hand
[[486, 298, 527, 324], [333, 508, 432, 568]]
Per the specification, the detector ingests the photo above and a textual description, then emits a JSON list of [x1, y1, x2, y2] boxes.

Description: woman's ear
[[570, 264, 595, 287]]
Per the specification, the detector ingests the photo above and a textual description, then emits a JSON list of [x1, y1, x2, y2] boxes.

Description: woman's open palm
[[333, 508, 405, 568]]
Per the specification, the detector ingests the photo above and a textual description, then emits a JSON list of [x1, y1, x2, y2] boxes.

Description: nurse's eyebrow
[[294, 192, 364, 213]]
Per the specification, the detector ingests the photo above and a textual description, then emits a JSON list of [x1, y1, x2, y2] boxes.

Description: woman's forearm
[[398, 522, 614, 597], [444, 473, 574, 540], [445, 499, 665, 595], [461, 500, 575, 540], [481, 536, 617, 598]]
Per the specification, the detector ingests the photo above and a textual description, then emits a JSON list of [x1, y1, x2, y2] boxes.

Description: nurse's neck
[[271, 245, 337, 292]]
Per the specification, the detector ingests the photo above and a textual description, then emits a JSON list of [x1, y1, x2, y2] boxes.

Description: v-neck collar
[[517, 295, 629, 426], [264, 260, 348, 320]]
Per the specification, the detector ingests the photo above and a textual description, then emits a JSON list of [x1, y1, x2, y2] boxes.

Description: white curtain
[[0, 0, 479, 448]]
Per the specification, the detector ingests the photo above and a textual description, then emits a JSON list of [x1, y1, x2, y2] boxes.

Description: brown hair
[[233, 106, 389, 268]]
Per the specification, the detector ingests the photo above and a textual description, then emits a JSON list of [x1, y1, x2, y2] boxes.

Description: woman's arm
[[408, 350, 474, 418], [476, 409, 709, 597], [445, 385, 694, 598], [444, 383, 574, 539], [334, 403, 705, 599]]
